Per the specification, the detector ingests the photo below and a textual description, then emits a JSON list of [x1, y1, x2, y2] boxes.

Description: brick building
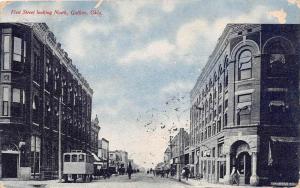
[[169, 128, 189, 176], [0, 23, 96, 180], [97, 138, 109, 169], [190, 24, 300, 186]]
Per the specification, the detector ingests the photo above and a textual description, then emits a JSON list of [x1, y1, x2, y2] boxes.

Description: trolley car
[[63, 150, 94, 182]]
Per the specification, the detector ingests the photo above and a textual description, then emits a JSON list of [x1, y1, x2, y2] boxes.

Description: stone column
[[250, 152, 259, 185], [224, 153, 231, 184]]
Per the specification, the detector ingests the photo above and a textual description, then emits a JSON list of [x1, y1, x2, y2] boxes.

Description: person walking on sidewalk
[[184, 166, 190, 181], [230, 167, 240, 186], [127, 162, 133, 179]]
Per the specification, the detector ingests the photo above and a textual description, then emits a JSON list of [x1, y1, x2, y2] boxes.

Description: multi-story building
[[97, 138, 109, 168], [170, 128, 189, 176], [190, 24, 300, 186], [0, 23, 94, 180]]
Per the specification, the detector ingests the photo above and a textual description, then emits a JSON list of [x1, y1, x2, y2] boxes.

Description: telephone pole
[[58, 96, 62, 182]]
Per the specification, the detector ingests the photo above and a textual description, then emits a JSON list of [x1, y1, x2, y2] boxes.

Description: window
[[45, 58, 50, 83], [13, 37, 22, 62], [219, 161, 226, 178], [268, 90, 288, 123], [237, 94, 252, 125], [23, 90, 25, 104], [33, 53, 40, 82], [224, 99, 228, 109], [224, 113, 228, 127], [3, 35, 10, 70], [32, 95, 40, 123], [238, 50, 252, 80], [24, 41, 27, 58], [79, 154, 85, 162], [269, 54, 287, 76], [12, 88, 21, 103], [2, 87, 9, 116], [72, 155, 77, 162], [224, 70, 228, 88], [217, 117, 221, 132], [218, 83, 222, 93], [30, 136, 41, 174], [12, 88, 22, 117], [217, 143, 224, 157], [218, 105, 222, 114], [212, 123, 216, 135], [212, 147, 216, 157], [64, 155, 70, 162]]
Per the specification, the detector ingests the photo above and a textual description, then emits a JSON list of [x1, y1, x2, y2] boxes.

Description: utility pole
[[58, 96, 62, 182]]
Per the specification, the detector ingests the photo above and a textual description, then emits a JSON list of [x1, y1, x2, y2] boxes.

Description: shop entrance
[[230, 140, 252, 185], [2, 153, 18, 178], [236, 152, 251, 184]]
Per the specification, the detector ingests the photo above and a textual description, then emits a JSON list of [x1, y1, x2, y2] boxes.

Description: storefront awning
[[88, 151, 101, 162], [270, 136, 300, 143], [236, 102, 251, 110], [269, 100, 285, 107]]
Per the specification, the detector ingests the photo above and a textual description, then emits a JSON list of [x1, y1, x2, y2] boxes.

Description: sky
[[1, 0, 300, 168]]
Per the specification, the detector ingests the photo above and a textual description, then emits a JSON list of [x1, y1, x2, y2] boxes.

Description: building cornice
[[22, 23, 93, 95], [191, 24, 261, 101]]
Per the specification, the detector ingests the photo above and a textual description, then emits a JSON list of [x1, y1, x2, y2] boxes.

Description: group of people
[[147, 166, 191, 181]]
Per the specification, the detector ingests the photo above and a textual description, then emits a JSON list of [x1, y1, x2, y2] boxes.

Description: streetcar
[[63, 150, 94, 183]]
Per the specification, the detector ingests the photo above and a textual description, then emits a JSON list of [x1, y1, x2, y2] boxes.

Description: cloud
[[268, 9, 287, 24], [119, 5, 274, 66], [176, 19, 209, 54], [161, 0, 177, 12], [160, 80, 194, 96], [287, 0, 300, 8], [119, 39, 175, 64], [63, 20, 111, 58]]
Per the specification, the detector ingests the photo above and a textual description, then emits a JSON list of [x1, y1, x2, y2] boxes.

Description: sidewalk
[[169, 176, 273, 188], [0, 179, 59, 188]]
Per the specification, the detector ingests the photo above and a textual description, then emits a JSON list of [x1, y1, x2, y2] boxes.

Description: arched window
[[214, 72, 218, 82], [238, 50, 252, 80], [219, 64, 223, 76]]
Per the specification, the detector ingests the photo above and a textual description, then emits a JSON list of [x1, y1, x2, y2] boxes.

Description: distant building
[[0, 23, 94, 180], [109, 150, 128, 171], [189, 24, 300, 186], [163, 146, 171, 165], [97, 138, 109, 169], [91, 116, 100, 155], [170, 128, 189, 176]]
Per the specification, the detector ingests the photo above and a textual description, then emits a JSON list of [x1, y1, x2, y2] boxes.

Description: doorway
[[2, 153, 18, 178], [236, 152, 251, 184]]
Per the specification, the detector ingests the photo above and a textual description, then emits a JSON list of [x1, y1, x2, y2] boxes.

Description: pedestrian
[[127, 162, 133, 179], [230, 167, 240, 185], [184, 167, 190, 181], [161, 169, 165, 178], [166, 168, 170, 178]]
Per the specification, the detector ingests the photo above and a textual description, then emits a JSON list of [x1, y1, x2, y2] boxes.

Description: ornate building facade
[[190, 24, 300, 186], [0, 23, 94, 180]]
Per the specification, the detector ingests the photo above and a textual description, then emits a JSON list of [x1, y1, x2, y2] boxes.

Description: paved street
[[0, 173, 274, 188], [1, 174, 189, 188]]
